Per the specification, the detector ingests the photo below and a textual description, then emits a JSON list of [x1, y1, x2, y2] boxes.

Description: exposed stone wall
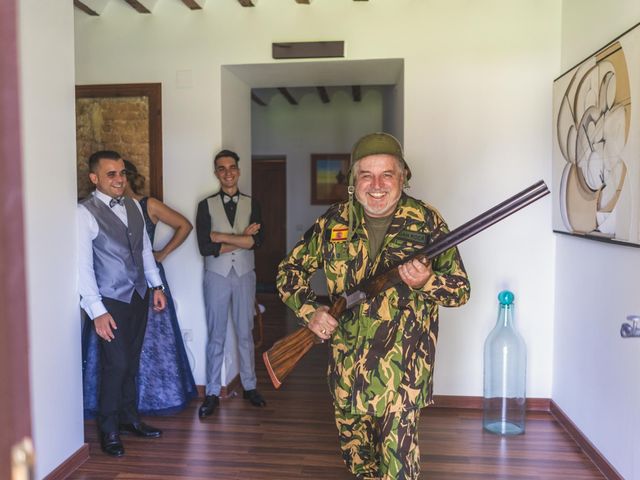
[[76, 96, 150, 199]]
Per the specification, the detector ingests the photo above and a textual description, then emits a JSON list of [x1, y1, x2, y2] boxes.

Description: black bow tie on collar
[[222, 193, 239, 204], [109, 197, 125, 208]]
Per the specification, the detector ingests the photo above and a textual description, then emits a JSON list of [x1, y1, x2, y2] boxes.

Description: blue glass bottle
[[483, 290, 526, 435]]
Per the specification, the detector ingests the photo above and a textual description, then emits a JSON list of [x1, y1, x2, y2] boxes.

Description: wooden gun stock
[[263, 180, 550, 389], [263, 296, 346, 389]]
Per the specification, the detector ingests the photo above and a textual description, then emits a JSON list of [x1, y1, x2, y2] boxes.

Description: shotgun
[[263, 180, 550, 389]]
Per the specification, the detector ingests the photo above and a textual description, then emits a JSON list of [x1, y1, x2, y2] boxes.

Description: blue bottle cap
[[498, 290, 514, 305]]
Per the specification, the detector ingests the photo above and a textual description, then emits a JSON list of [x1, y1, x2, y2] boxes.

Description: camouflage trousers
[[334, 404, 421, 480]]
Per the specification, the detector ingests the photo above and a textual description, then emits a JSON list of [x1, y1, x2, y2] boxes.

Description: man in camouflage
[[277, 132, 470, 480]]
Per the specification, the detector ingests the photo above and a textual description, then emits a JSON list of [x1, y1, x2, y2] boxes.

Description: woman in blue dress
[[82, 160, 197, 417]]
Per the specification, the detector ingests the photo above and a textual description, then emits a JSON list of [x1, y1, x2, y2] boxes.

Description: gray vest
[[204, 194, 255, 277], [80, 195, 148, 303]]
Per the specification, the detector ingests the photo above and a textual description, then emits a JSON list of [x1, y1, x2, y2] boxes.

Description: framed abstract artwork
[[310, 153, 350, 205], [552, 22, 640, 247]]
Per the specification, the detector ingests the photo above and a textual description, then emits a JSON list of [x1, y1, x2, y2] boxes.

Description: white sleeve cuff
[[145, 271, 162, 288], [87, 301, 108, 320]]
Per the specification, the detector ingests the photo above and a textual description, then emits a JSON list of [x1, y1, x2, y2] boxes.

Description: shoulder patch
[[330, 225, 349, 242]]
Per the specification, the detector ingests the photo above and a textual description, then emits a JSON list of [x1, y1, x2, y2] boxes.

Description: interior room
[[3, 0, 640, 478]]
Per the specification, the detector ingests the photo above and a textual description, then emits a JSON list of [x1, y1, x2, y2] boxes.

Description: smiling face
[[89, 157, 127, 199], [354, 154, 404, 218], [214, 155, 240, 194]]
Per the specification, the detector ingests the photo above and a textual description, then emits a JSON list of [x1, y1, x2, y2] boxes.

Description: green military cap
[[350, 132, 412, 180]]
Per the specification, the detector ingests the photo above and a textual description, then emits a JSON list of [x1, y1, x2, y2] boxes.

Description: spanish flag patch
[[330, 225, 349, 242]]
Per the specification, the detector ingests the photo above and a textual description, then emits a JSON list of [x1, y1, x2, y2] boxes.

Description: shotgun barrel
[[263, 180, 550, 389]]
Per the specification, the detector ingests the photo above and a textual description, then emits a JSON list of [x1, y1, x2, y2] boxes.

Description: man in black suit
[[78, 150, 167, 457]]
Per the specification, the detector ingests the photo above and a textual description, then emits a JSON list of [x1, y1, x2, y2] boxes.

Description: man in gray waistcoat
[[78, 150, 167, 457], [196, 149, 266, 417]]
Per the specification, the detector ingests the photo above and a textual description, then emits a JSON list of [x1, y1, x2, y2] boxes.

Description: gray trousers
[[203, 268, 257, 396]]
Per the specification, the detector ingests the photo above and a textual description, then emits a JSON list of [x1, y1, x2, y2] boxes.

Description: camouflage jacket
[[277, 193, 470, 416]]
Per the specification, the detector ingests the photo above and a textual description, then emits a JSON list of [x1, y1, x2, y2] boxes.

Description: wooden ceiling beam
[[238, 0, 255, 6], [123, 0, 151, 13], [316, 86, 330, 104], [251, 93, 267, 106], [278, 88, 298, 106], [74, 0, 110, 15], [73, 0, 99, 15], [352, 85, 361, 102], [181, 0, 205, 9], [295, 0, 311, 3]]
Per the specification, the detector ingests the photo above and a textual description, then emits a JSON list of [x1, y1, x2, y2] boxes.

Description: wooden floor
[[70, 295, 604, 479]]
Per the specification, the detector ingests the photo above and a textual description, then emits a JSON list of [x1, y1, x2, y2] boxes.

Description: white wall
[[397, 1, 560, 398], [19, 1, 82, 478], [382, 78, 404, 142], [556, 2, 640, 478], [74, 0, 560, 402]]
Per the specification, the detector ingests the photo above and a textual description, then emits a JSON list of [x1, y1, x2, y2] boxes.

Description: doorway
[[222, 60, 404, 283], [252, 156, 287, 293], [0, 0, 33, 477]]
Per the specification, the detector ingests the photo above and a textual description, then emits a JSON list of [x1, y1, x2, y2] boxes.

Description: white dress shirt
[[77, 190, 162, 319]]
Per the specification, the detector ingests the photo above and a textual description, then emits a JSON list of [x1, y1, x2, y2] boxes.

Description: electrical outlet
[[182, 329, 193, 342]]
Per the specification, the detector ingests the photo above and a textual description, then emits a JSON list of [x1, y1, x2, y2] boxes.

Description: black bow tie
[[109, 197, 125, 208], [223, 194, 238, 204]]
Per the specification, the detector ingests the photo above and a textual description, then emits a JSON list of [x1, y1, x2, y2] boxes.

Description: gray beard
[[355, 190, 402, 217]]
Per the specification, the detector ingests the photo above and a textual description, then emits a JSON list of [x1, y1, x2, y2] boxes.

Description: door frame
[[0, 0, 33, 477]]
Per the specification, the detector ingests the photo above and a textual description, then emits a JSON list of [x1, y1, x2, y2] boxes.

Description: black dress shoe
[[100, 431, 125, 457], [243, 389, 266, 407], [199, 394, 220, 418], [119, 422, 162, 438]]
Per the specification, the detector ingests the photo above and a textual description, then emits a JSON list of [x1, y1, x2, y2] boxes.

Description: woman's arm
[[147, 197, 193, 263]]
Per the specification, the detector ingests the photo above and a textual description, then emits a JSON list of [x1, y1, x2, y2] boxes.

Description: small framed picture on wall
[[310, 153, 350, 205]]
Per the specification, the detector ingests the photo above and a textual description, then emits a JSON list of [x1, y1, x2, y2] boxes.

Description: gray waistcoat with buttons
[[204, 194, 255, 277], [80, 195, 148, 303]]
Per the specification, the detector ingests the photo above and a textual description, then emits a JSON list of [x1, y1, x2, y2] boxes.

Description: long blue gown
[[82, 197, 198, 417]]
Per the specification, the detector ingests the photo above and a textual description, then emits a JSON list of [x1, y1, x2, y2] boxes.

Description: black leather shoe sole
[[198, 406, 217, 417], [100, 433, 125, 457], [101, 443, 125, 457], [243, 390, 266, 407], [199, 395, 220, 417], [119, 423, 162, 438]]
